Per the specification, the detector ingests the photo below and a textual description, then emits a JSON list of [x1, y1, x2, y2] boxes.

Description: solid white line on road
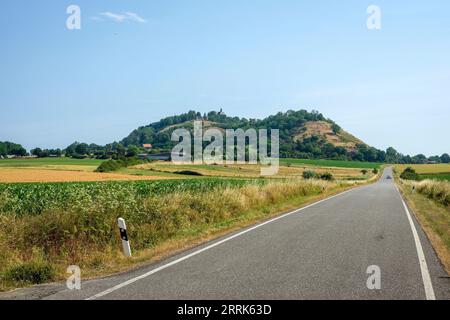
[[86, 186, 362, 300], [397, 187, 436, 300]]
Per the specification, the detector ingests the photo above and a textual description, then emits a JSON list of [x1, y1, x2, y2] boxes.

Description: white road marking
[[396, 186, 436, 300], [86, 186, 361, 300]]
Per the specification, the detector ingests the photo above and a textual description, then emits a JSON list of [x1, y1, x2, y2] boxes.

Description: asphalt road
[[4, 168, 450, 300]]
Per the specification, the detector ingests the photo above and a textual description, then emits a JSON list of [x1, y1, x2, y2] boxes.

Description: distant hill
[[120, 109, 385, 162]]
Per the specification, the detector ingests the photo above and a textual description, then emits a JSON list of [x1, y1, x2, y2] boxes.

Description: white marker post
[[118, 218, 132, 257]]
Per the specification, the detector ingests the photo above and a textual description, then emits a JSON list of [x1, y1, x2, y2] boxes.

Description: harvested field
[[0, 168, 173, 183], [131, 162, 369, 180], [395, 164, 450, 174]]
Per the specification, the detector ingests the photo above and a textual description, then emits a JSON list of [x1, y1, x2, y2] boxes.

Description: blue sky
[[0, 0, 449, 156]]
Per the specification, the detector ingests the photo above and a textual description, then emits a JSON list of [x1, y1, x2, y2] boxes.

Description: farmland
[[395, 164, 450, 182], [0, 158, 180, 183], [281, 158, 381, 169], [0, 157, 380, 290], [0, 177, 352, 290], [0, 158, 378, 183], [128, 162, 373, 181], [0, 157, 104, 168]]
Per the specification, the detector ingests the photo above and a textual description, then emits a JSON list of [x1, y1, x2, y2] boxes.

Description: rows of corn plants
[[0, 178, 336, 290]]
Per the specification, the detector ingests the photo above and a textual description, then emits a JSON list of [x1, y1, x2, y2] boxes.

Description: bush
[[361, 169, 368, 175], [71, 153, 87, 159], [175, 171, 203, 176], [319, 172, 334, 181], [2, 261, 55, 284], [302, 170, 316, 179], [400, 167, 420, 181], [372, 168, 379, 174], [95, 157, 146, 173], [96, 159, 124, 172]]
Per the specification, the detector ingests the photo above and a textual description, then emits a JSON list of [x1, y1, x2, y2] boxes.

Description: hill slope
[[294, 121, 365, 151], [121, 109, 384, 162]]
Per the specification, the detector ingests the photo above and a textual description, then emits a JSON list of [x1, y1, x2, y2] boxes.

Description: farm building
[[142, 144, 153, 150]]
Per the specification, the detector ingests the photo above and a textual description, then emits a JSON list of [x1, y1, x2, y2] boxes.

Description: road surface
[[3, 168, 450, 300]]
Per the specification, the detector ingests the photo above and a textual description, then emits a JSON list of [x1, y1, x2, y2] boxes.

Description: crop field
[[281, 158, 381, 169], [0, 168, 177, 183], [0, 177, 344, 290], [0, 158, 104, 167], [0, 157, 377, 290], [419, 173, 450, 182], [0, 158, 179, 183], [395, 164, 450, 182], [0, 179, 262, 217], [130, 162, 373, 181], [395, 164, 450, 174], [0, 158, 379, 183]]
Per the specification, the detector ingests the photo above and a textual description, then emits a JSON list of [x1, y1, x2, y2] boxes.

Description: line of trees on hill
[[3, 110, 450, 164], [51, 141, 449, 165]]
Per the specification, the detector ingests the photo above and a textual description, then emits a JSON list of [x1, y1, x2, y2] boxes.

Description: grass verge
[[397, 179, 450, 274]]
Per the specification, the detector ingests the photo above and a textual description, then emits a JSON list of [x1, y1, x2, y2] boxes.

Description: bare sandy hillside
[[294, 121, 365, 151]]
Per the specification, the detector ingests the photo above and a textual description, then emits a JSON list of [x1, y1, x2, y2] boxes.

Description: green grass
[[419, 173, 450, 182], [281, 158, 381, 169], [0, 157, 104, 167]]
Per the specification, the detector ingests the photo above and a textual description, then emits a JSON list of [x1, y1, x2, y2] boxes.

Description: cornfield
[[0, 178, 336, 289]]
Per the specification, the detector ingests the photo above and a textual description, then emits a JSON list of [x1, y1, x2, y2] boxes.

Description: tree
[[386, 147, 400, 163], [31, 148, 43, 157], [75, 143, 89, 155], [116, 144, 126, 157], [331, 123, 341, 134], [428, 155, 441, 163], [126, 145, 140, 157], [412, 154, 427, 164], [361, 169, 368, 175], [441, 153, 450, 164], [0, 143, 7, 157]]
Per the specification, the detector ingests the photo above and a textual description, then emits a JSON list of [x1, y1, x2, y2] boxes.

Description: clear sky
[[1, 0, 449, 156]]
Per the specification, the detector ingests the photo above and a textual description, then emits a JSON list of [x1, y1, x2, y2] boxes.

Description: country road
[[3, 168, 450, 300]]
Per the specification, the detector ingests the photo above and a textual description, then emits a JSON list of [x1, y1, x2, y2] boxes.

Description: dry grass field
[[0, 158, 179, 183], [0, 168, 174, 183], [130, 162, 371, 181], [0, 158, 375, 183], [395, 164, 450, 174]]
